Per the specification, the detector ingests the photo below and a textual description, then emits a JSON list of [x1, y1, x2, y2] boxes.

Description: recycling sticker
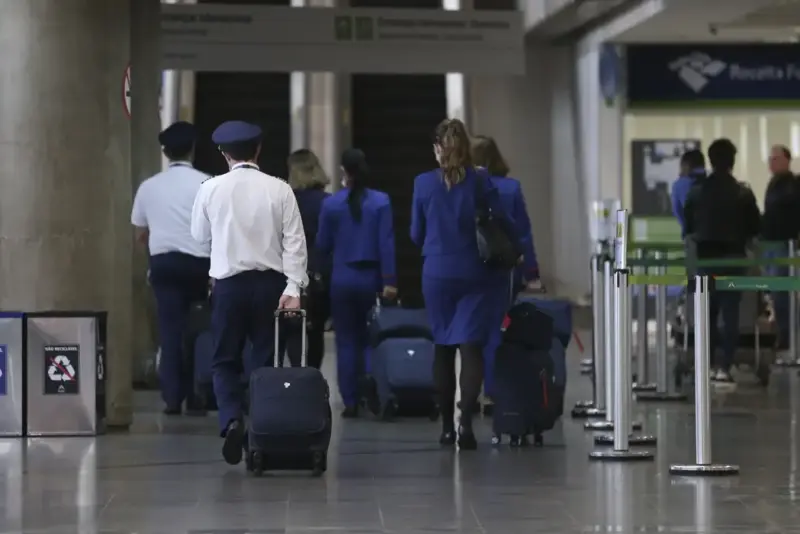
[[44, 345, 80, 395]]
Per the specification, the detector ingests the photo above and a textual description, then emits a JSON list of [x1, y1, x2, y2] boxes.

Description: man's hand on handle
[[382, 285, 398, 301], [278, 294, 301, 310]]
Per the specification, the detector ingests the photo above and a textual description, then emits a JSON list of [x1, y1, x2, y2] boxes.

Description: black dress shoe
[[457, 427, 477, 450], [222, 420, 245, 465], [342, 406, 359, 419], [163, 407, 181, 416], [439, 429, 456, 446]]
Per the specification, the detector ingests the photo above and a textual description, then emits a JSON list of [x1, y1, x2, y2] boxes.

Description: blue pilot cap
[[212, 121, 262, 145], [158, 121, 196, 148]]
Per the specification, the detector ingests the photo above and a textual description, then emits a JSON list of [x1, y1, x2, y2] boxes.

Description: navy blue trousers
[[149, 252, 210, 410], [211, 269, 286, 434], [330, 264, 380, 408]]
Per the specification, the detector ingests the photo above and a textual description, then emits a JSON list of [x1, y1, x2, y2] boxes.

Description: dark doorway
[[350, 0, 447, 304], [193, 0, 291, 179]]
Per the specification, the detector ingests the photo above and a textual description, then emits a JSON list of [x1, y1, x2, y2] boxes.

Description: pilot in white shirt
[[190, 120, 308, 465], [131, 121, 210, 416]]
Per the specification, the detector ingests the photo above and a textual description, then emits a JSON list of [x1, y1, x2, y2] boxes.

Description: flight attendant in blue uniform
[[316, 148, 397, 418], [191, 121, 308, 465], [471, 135, 540, 414], [284, 149, 331, 369], [131, 121, 211, 415], [411, 119, 522, 449]]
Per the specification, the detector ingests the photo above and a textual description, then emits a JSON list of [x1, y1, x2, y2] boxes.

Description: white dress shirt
[[190, 162, 309, 297], [131, 161, 211, 257]]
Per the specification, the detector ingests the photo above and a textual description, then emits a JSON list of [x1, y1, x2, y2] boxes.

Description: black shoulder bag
[[473, 170, 518, 269]]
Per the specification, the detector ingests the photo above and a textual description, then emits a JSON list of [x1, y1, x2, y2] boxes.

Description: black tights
[[433, 343, 484, 431]]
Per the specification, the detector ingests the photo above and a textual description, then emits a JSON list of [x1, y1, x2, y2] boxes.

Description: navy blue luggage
[[246, 310, 332, 477], [368, 303, 433, 346], [364, 301, 438, 420], [492, 342, 560, 447]]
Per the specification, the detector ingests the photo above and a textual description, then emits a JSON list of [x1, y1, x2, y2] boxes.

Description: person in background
[[761, 145, 800, 361], [411, 119, 521, 449], [683, 138, 760, 383], [671, 149, 706, 237], [470, 134, 539, 415], [131, 121, 210, 415], [283, 149, 331, 369], [191, 121, 308, 465], [316, 148, 397, 418]]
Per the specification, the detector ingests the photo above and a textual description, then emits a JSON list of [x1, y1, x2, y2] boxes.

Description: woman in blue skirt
[[471, 135, 540, 414], [410, 119, 522, 449]]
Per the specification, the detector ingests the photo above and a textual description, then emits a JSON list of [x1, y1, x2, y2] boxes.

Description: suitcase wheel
[[311, 451, 327, 477], [509, 435, 528, 447], [533, 433, 544, 448], [380, 401, 396, 422], [248, 451, 264, 477], [491, 434, 501, 446], [757, 362, 771, 387]]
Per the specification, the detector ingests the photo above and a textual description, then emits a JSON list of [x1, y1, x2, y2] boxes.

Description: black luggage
[[491, 342, 561, 447], [246, 310, 332, 477], [183, 301, 214, 413]]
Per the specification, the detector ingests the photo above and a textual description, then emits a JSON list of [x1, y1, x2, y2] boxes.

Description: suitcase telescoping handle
[[274, 309, 307, 367]]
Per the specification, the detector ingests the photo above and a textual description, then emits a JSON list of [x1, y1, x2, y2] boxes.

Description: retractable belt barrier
[[580, 220, 798, 469]]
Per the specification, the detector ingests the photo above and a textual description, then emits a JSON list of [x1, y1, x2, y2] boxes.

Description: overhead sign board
[[161, 4, 524, 75], [627, 44, 800, 108]]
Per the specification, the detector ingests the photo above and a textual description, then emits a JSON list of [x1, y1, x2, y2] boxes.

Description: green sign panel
[[714, 276, 800, 292], [335, 16, 375, 41], [355, 16, 374, 41], [335, 16, 353, 41]]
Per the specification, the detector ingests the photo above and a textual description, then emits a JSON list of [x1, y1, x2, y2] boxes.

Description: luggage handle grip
[[274, 309, 307, 368]]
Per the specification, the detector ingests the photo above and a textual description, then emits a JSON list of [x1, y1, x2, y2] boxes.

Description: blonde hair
[[471, 135, 510, 177], [287, 149, 329, 189], [434, 119, 472, 186]]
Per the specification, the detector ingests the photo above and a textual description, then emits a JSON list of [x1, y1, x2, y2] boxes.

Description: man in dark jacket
[[684, 138, 761, 383], [762, 144, 800, 359]]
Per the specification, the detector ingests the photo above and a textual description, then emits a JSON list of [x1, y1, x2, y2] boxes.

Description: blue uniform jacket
[[410, 167, 522, 281], [491, 175, 538, 281], [294, 187, 330, 274], [316, 188, 397, 286], [671, 169, 705, 237]]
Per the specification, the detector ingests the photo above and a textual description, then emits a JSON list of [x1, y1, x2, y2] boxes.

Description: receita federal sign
[[160, 4, 524, 75]]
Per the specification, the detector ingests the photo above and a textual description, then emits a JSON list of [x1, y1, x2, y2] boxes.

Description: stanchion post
[[586, 259, 643, 431], [638, 250, 688, 402], [573, 255, 607, 416], [590, 209, 654, 460], [633, 249, 655, 392], [669, 275, 738, 476], [790, 239, 798, 364]]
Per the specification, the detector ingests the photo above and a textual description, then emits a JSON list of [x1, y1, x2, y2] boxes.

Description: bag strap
[[473, 168, 490, 217]]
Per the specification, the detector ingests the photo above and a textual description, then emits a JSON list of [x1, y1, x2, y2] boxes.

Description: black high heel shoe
[[457, 426, 477, 450], [439, 429, 456, 446]]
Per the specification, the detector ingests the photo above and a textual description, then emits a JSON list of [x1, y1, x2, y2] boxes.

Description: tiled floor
[[3, 332, 800, 533]]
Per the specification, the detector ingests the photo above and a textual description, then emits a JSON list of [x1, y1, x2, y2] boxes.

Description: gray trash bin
[[24, 311, 107, 436], [0, 312, 25, 436]]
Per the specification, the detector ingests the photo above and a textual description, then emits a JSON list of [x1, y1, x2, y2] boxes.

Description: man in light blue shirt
[[672, 149, 706, 236]]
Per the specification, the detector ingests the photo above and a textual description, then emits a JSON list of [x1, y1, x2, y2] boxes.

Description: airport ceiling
[[613, 0, 800, 43]]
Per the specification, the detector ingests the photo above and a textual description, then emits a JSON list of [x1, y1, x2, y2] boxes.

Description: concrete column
[[130, 0, 163, 390], [292, 0, 342, 190], [0, 1, 134, 425]]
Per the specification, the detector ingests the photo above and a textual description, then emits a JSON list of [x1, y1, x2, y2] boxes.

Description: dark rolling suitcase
[[492, 342, 560, 447], [363, 299, 438, 420], [246, 309, 332, 477]]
